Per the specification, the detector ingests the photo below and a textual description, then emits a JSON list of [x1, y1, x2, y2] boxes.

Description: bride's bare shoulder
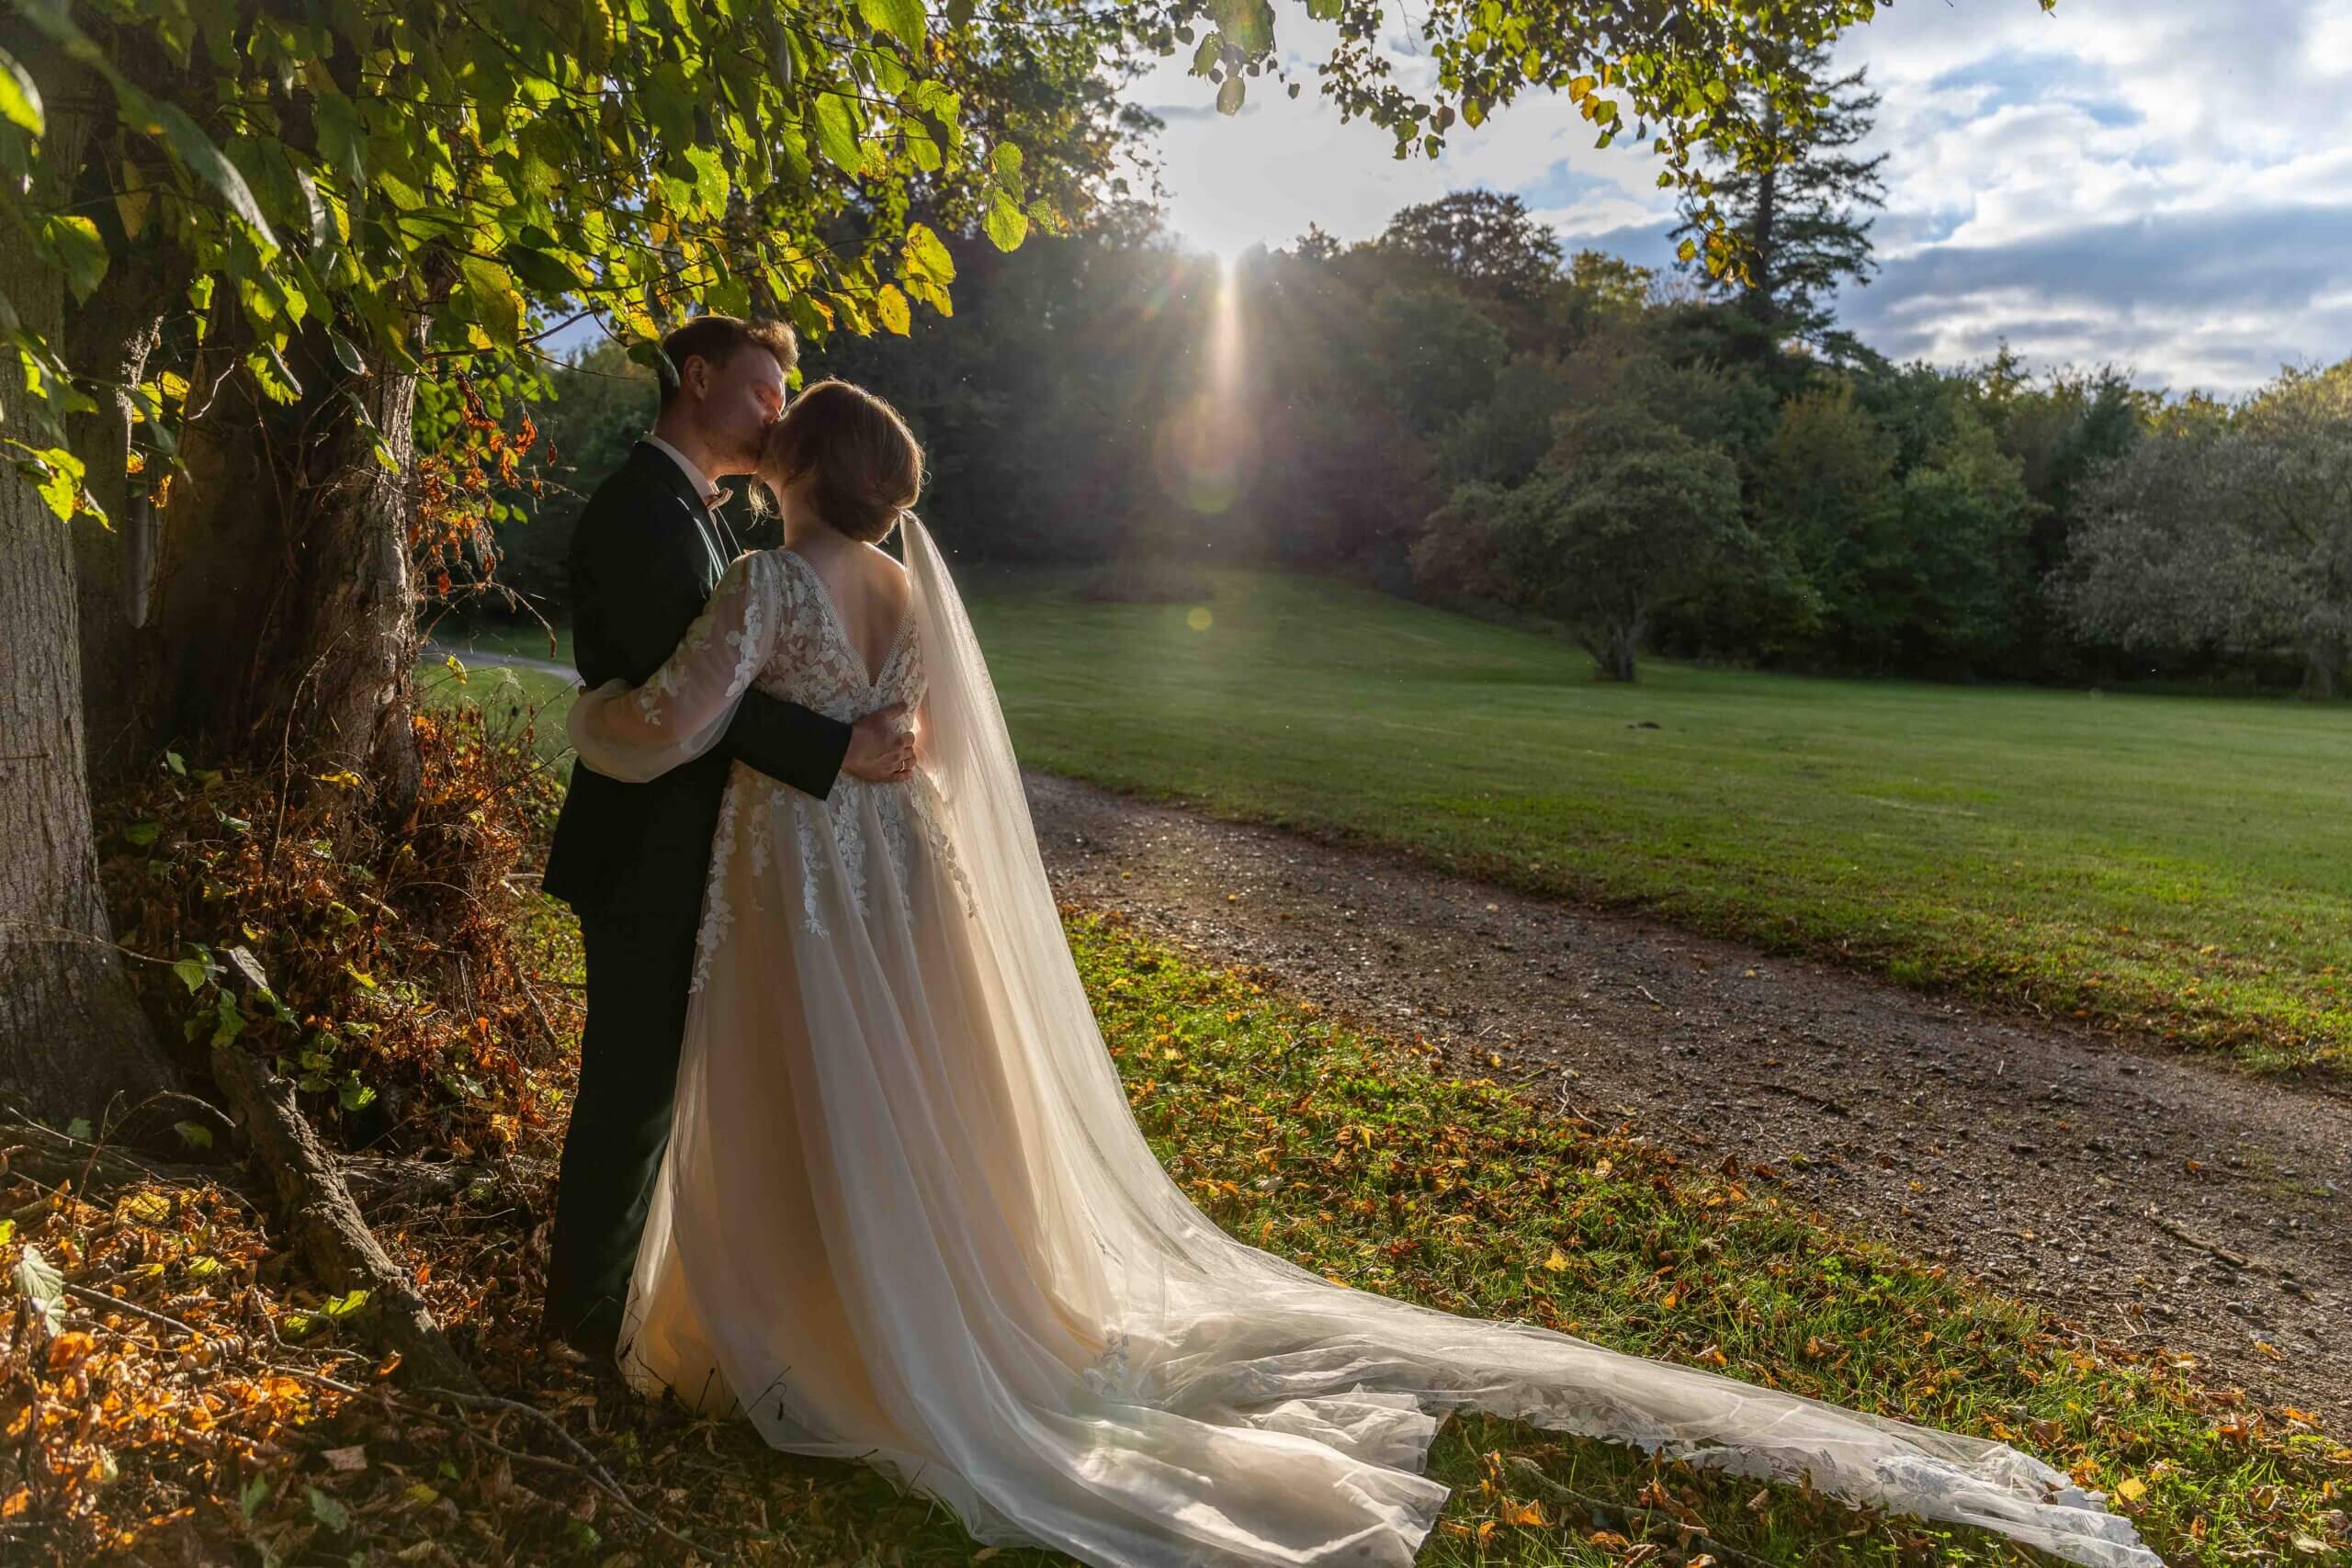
[[863, 540, 911, 608]]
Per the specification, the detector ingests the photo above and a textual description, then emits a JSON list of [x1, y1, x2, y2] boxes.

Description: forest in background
[[481, 49, 2351, 698]]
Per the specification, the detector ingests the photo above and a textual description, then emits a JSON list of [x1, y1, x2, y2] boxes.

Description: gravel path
[[1026, 771, 2352, 1424]]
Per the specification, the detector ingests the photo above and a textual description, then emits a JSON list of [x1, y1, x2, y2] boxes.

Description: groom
[[538, 314, 913, 1359]]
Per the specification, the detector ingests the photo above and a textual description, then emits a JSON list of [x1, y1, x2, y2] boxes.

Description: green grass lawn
[[429, 617, 575, 668], [960, 569, 2352, 1076], [415, 650, 579, 778], [433, 569, 2352, 1074]]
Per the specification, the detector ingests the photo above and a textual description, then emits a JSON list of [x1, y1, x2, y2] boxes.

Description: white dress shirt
[[642, 433, 726, 508]]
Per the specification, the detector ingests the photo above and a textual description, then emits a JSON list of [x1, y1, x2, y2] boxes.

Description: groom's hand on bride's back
[[843, 704, 916, 783]]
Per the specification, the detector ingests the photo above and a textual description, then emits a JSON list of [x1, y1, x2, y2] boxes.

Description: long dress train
[[564, 518, 2158, 1568]]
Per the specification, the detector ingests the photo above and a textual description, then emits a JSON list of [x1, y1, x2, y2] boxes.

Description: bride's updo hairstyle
[[761, 378, 924, 544]]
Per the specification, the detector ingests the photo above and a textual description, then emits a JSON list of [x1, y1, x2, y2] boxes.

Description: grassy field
[[960, 569, 2352, 1076], [425, 566, 2352, 1074], [416, 649, 579, 776]]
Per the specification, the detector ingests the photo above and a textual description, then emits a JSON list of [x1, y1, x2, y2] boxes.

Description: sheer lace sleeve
[[567, 550, 783, 784]]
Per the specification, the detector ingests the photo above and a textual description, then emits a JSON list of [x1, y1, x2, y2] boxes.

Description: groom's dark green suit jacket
[[541, 442, 853, 924]]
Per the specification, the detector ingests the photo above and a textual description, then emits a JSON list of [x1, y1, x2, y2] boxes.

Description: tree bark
[[0, 73, 180, 1130], [69, 254, 178, 783], [122, 333, 424, 822]]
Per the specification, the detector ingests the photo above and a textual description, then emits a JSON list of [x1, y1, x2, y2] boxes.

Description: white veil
[[897, 514, 2158, 1568]]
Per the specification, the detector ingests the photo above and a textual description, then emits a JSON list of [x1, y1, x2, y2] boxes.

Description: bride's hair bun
[[760, 378, 924, 545]]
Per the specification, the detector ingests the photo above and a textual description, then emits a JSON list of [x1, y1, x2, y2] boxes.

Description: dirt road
[[1026, 772, 2352, 1423]]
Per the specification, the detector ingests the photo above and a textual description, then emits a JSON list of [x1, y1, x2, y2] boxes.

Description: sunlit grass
[[414, 653, 577, 780], [959, 568, 2352, 1077]]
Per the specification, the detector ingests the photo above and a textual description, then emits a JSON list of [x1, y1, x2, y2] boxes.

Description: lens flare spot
[[1185, 606, 1214, 633]]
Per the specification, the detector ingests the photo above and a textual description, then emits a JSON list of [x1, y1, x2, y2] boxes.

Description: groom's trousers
[[541, 902, 701, 1353]]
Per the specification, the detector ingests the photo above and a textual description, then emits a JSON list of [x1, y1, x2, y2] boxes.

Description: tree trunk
[[0, 79, 179, 1131], [2301, 635, 2344, 700], [70, 253, 179, 783], [126, 332, 424, 822], [1583, 619, 1639, 682], [1738, 99, 1781, 346]]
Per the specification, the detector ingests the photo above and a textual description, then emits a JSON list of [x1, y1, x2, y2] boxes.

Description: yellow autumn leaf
[[1542, 1247, 1568, 1272], [2114, 1475, 2147, 1502]]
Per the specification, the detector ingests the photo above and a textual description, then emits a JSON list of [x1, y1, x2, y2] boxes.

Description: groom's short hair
[[656, 315, 797, 409]]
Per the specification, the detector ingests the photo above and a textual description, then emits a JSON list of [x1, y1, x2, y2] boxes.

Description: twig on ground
[[1501, 1456, 1778, 1568], [416, 1384, 707, 1557], [2146, 1207, 2254, 1270]]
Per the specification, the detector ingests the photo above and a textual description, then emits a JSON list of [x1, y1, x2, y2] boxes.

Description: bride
[[564, 378, 2157, 1568]]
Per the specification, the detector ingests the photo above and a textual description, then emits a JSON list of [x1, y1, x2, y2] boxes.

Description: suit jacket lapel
[[630, 441, 731, 592]]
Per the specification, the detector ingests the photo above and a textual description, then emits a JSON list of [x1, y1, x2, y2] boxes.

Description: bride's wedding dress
[[565, 516, 2156, 1568]]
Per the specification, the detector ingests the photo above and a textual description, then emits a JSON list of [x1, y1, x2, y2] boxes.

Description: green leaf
[[1210, 0, 1275, 55], [131, 96, 277, 252], [503, 243, 586, 299], [875, 283, 910, 335], [38, 220, 104, 308], [173, 1120, 214, 1150], [1192, 32, 1222, 75], [813, 93, 862, 174], [460, 254, 522, 349], [337, 1079, 377, 1112], [0, 46, 43, 135], [991, 141, 1023, 175], [124, 819, 161, 848], [15, 442, 84, 521], [984, 194, 1028, 251], [856, 0, 926, 47], [757, 13, 797, 93], [239, 1474, 269, 1522], [65, 1118, 92, 1142], [314, 93, 366, 195], [1216, 74, 1246, 116], [307, 1484, 351, 1534], [327, 328, 367, 377], [904, 221, 956, 283]]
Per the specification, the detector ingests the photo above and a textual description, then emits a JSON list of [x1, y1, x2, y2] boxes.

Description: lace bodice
[[757, 547, 925, 721], [567, 545, 976, 987], [718, 548, 976, 977]]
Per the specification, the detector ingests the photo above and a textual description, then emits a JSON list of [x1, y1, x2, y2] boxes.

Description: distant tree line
[[501, 49, 2348, 696]]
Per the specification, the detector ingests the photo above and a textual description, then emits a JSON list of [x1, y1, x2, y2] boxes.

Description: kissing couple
[[534, 313, 2155, 1568]]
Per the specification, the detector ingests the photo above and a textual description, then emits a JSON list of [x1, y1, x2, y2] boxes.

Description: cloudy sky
[[1123, 0, 2352, 395]]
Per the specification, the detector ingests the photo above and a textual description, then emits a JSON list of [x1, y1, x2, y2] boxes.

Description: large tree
[[1448, 389, 1749, 677], [0, 0, 2022, 1122], [0, 0, 1117, 1124], [2061, 361, 2352, 698], [1669, 38, 1888, 364], [1378, 189, 1564, 304]]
